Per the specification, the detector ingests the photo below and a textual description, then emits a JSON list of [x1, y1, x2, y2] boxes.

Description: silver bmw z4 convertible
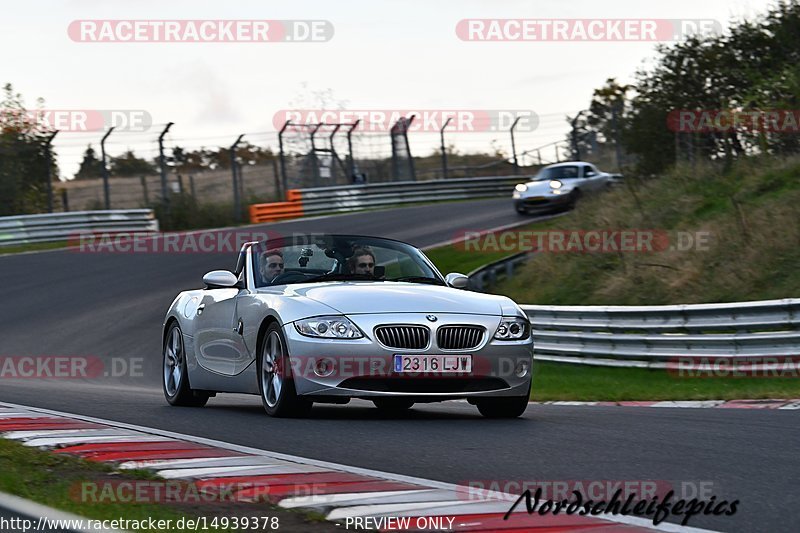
[[162, 234, 533, 418]]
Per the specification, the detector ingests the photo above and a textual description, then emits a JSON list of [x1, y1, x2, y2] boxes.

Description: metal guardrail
[[522, 299, 800, 368], [0, 210, 159, 247], [467, 252, 530, 292], [250, 175, 529, 222], [466, 254, 800, 367]]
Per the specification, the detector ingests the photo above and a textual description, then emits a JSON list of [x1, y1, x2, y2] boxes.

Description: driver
[[348, 246, 376, 276], [259, 249, 284, 283]]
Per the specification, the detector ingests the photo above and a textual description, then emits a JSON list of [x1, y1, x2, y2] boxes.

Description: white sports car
[[162, 234, 534, 418], [513, 161, 614, 214]]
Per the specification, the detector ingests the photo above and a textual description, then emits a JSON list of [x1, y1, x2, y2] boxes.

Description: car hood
[[284, 282, 507, 315], [524, 178, 578, 193]]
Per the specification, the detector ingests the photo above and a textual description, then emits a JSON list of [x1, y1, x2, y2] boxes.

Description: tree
[[0, 83, 56, 215], [110, 150, 155, 176], [74, 145, 103, 180]]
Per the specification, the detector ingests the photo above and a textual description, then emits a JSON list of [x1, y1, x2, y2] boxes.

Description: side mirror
[[445, 272, 469, 289], [203, 270, 238, 289]]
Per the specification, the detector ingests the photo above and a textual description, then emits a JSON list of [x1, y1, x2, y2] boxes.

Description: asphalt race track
[[0, 198, 794, 532]]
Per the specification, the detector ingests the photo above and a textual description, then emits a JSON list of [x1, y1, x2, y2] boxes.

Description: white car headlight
[[295, 316, 363, 339], [549, 180, 563, 189], [515, 183, 528, 192], [493, 317, 530, 340]]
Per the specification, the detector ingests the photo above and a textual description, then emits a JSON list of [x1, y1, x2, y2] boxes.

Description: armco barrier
[[522, 299, 800, 368], [249, 201, 304, 223], [0, 210, 159, 247], [249, 175, 529, 223]]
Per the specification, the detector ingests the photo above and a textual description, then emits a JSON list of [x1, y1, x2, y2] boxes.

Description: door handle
[[234, 319, 243, 335], [197, 303, 205, 315]]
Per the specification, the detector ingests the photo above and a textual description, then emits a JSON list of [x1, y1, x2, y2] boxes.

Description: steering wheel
[[270, 271, 312, 285]]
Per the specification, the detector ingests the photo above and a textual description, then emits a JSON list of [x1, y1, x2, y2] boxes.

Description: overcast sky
[[2, 0, 776, 179]]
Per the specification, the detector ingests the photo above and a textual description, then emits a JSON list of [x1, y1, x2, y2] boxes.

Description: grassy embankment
[[428, 157, 800, 400]]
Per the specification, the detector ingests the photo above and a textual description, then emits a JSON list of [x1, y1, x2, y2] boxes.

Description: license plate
[[394, 355, 472, 373]]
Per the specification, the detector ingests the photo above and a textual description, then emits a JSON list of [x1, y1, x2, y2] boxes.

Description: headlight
[[515, 183, 528, 192], [493, 317, 530, 340], [295, 316, 363, 339], [549, 180, 563, 189]]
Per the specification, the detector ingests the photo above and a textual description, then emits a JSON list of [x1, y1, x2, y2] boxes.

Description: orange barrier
[[286, 189, 302, 202], [249, 200, 304, 223]]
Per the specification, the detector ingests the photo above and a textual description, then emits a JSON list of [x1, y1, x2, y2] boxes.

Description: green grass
[[0, 439, 336, 532], [531, 361, 800, 401], [0, 240, 71, 255], [492, 156, 800, 305], [422, 219, 561, 275]]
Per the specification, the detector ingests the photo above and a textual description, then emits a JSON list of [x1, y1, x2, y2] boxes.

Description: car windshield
[[252, 234, 444, 287], [536, 165, 580, 180]]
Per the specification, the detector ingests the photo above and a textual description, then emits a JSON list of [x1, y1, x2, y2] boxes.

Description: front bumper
[[283, 313, 533, 399], [514, 192, 572, 212]]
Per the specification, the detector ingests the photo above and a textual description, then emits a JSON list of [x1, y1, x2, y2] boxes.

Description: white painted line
[[23, 435, 166, 447], [158, 463, 326, 479], [326, 500, 480, 520], [651, 401, 725, 409], [0, 401, 721, 533], [0, 412, 58, 418], [778, 401, 800, 410], [4, 429, 138, 440], [119, 456, 269, 470], [279, 489, 439, 508], [545, 401, 599, 406], [388, 500, 515, 517]]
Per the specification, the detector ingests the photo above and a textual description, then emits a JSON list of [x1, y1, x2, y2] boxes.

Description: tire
[[257, 323, 312, 418], [372, 398, 414, 412], [567, 189, 582, 210], [163, 323, 210, 407], [475, 395, 529, 418]]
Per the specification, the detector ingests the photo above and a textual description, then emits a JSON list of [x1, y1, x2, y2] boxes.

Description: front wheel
[[475, 395, 529, 418], [163, 323, 209, 407], [258, 323, 312, 418]]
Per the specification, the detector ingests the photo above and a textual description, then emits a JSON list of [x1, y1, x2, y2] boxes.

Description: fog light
[[314, 358, 334, 377], [515, 360, 529, 378]]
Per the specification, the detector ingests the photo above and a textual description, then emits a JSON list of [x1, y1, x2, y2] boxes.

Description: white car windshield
[[537, 166, 580, 180], [252, 234, 444, 287]]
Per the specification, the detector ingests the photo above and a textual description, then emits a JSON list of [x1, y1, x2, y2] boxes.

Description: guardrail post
[[61, 189, 69, 212], [100, 127, 115, 210], [45, 130, 58, 213], [158, 122, 174, 207], [279, 121, 290, 196], [140, 175, 149, 204], [230, 134, 245, 222], [347, 120, 360, 181], [189, 174, 196, 198], [510, 117, 521, 175], [309, 124, 322, 187], [271, 159, 281, 199], [440, 118, 452, 179]]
